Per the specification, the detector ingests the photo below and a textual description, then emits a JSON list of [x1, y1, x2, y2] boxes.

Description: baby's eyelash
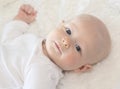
[[75, 44, 81, 52], [65, 27, 71, 35]]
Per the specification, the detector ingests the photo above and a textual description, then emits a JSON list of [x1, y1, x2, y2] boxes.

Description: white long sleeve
[[0, 20, 63, 89], [1, 20, 29, 43], [23, 63, 61, 89], [22, 40, 63, 89]]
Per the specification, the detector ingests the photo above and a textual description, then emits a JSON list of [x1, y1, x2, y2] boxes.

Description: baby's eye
[[65, 27, 71, 35], [75, 45, 81, 52]]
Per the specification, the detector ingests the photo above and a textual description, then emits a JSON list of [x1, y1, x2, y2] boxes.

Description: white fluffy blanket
[[0, 0, 120, 89]]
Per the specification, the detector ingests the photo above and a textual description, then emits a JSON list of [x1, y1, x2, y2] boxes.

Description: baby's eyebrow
[[68, 23, 78, 33]]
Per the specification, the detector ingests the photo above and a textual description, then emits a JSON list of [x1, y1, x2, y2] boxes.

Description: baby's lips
[[55, 41, 63, 54]]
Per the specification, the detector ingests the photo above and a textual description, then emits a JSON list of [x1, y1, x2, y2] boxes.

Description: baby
[[0, 4, 111, 89]]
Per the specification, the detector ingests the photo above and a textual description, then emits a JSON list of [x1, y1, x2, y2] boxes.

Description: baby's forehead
[[69, 16, 107, 44], [70, 14, 104, 27], [69, 15, 106, 34], [65, 14, 109, 41], [67, 22, 97, 44], [68, 19, 98, 36]]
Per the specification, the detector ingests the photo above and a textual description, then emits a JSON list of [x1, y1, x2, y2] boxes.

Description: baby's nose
[[62, 37, 70, 48]]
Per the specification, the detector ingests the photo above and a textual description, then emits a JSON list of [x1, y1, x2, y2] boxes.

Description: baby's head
[[44, 14, 111, 72]]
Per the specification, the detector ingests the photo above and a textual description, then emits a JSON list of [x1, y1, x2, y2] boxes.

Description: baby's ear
[[74, 64, 92, 73]]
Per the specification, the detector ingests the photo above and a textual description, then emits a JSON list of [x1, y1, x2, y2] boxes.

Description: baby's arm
[[1, 4, 37, 43], [23, 64, 59, 89]]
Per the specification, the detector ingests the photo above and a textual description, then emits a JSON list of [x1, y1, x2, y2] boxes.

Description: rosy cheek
[[62, 53, 77, 66]]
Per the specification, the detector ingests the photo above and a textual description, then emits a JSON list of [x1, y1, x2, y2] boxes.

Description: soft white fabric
[[1, 0, 120, 89], [0, 20, 63, 89]]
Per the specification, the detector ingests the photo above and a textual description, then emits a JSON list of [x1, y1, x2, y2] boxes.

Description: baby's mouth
[[54, 41, 62, 54]]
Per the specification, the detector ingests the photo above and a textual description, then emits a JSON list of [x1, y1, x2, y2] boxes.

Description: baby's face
[[45, 18, 96, 71]]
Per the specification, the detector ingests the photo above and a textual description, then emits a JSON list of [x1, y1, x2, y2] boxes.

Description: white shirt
[[0, 20, 63, 89]]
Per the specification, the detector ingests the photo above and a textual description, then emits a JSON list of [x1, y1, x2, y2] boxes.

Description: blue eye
[[65, 27, 71, 35], [75, 45, 81, 52]]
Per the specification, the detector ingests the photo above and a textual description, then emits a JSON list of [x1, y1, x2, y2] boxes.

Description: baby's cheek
[[62, 53, 77, 67]]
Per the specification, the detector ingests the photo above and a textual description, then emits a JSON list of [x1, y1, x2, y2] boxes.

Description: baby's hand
[[14, 4, 37, 24]]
